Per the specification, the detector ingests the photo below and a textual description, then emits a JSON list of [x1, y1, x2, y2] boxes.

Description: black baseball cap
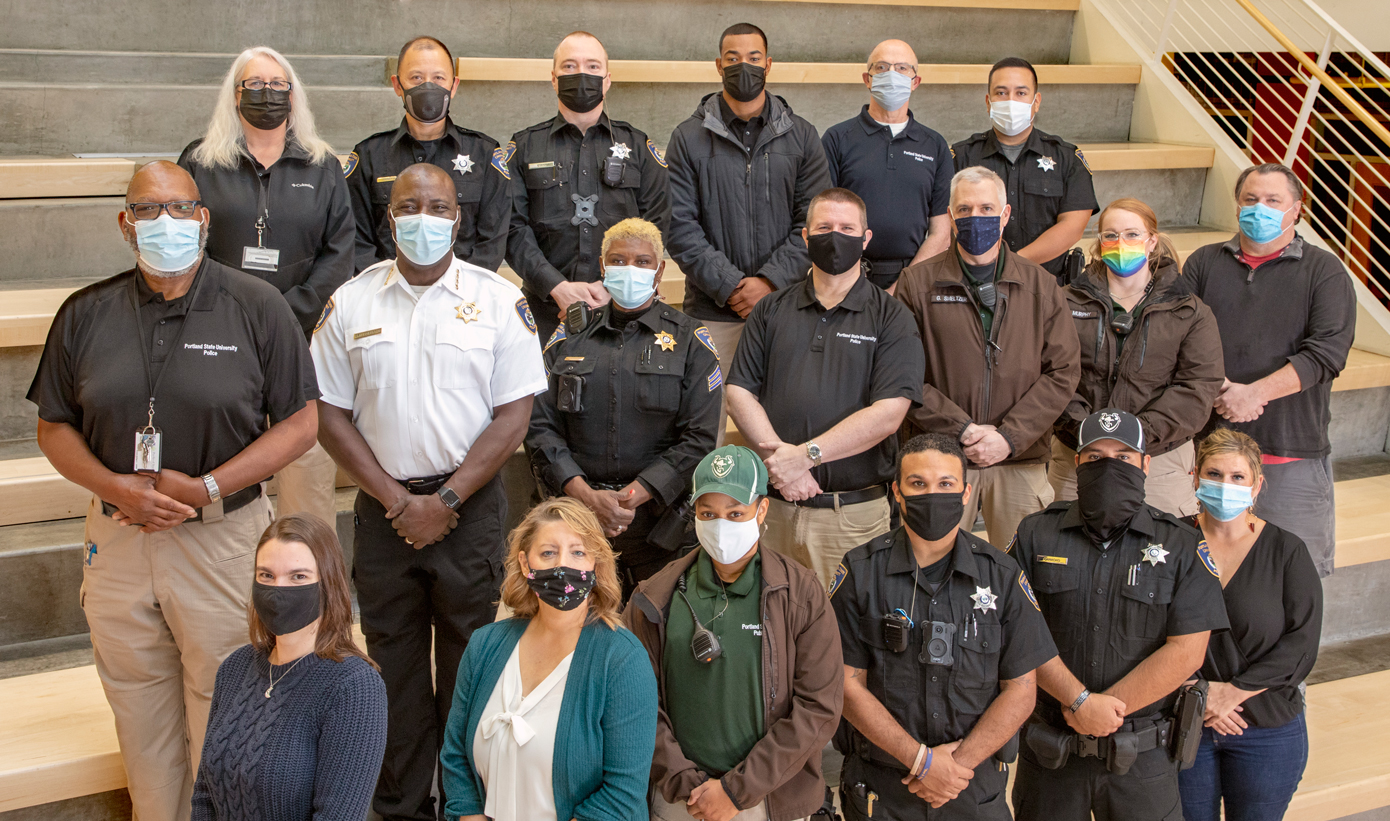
[[1077, 408, 1145, 454]]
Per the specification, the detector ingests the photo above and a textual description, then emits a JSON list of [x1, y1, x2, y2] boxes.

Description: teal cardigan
[[440, 618, 658, 821]]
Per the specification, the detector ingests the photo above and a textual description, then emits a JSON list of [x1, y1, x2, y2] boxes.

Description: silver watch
[[201, 473, 221, 503], [806, 442, 823, 467]]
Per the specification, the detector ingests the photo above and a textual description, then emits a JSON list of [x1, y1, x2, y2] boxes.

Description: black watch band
[[438, 486, 462, 511]]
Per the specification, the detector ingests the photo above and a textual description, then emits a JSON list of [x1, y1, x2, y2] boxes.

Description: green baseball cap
[[692, 445, 768, 505]]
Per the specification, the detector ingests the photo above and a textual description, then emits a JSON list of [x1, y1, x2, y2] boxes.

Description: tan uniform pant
[[651, 788, 807, 821], [701, 319, 744, 447], [272, 439, 339, 529], [960, 463, 1054, 549], [1048, 439, 1198, 517], [762, 495, 892, 590], [81, 493, 273, 821]]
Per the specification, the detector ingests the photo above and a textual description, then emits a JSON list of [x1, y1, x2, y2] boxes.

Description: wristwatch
[[806, 442, 823, 467], [201, 473, 221, 504], [437, 486, 462, 512]]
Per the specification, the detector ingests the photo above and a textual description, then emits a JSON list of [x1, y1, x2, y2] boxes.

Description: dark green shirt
[[957, 251, 1004, 338], [663, 551, 765, 774]]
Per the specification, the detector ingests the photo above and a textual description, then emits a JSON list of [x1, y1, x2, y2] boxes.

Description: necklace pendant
[[264, 685, 273, 698]]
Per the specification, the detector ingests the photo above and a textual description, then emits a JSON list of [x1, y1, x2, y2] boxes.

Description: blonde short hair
[[500, 498, 624, 628], [1087, 197, 1180, 276], [601, 217, 664, 263], [1195, 428, 1264, 483]]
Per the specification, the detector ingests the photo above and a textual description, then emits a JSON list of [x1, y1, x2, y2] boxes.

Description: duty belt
[[771, 484, 887, 509], [398, 473, 454, 495], [100, 483, 262, 524], [1071, 717, 1172, 761]]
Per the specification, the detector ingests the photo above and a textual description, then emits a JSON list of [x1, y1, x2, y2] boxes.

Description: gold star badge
[[456, 302, 482, 323], [654, 331, 676, 351]]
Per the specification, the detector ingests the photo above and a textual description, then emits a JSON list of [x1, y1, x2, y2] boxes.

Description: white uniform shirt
[[312, 256, 548, 479]]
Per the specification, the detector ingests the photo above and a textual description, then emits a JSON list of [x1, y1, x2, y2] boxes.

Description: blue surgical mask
[[1238, 203, 1291, 244], [870, 71, 913, 112], [603, 265, 658, 309], [955, 215, 1002, 256], [393, 212, 457, 266], [1195, 479, 1254, 522], [134, 213, 204, 273]]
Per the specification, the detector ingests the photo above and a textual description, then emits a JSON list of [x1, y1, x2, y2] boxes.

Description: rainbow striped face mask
[[1100, 238, 1148, 277]]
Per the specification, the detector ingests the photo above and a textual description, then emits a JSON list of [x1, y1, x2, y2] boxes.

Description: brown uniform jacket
[[895, 244, 1081, 466], [622, 547, 844, 821], [1057, 260, 1225, 454]]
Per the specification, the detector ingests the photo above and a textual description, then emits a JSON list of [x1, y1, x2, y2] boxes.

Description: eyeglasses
[[1099, 230, 1148, 243], [239, 79, 292, 92], [869, 62, 918, 77], [126, 201, 201, 220]]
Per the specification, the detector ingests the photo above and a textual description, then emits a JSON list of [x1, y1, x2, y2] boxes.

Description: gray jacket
[[665, 92, 832, 322]]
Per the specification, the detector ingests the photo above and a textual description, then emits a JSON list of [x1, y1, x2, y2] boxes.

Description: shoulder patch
[[828, 561, 848, 598], [1004, 533, 1017, 554], [491, 141, 516, 180], [515, 297, 537, 335], [313, 297, 334, 334], [707, 364, 723, 393], [342, 152, 359, 178], [1018, 570, 1041, 611], [1196, 540, 1220, 578], [949, 144, 956, 159], [646, 138, 668, 169], [1075, 148, 1091, 174], [693, 325, 719, 359], [543, 324, 567, 353]]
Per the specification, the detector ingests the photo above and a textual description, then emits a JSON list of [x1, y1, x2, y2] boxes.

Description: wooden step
[[1332, 474, 1390, 569], [1288, 667, 1390, 820], [1075, 142, 1215, 171], [751, 0, 1078, 7]]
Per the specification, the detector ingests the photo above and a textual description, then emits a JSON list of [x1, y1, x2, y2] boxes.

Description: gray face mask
[[870, 71, 913, 111]]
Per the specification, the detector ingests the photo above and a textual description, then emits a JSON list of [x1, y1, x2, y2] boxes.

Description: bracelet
[[1070, 688, 1091, 713], [915, 747, 934, 780], [909, 743, 927, 777]]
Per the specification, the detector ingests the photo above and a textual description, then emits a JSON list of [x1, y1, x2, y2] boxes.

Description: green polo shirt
[[957, 250, 1005, 338], [663, 550, 765, 774]]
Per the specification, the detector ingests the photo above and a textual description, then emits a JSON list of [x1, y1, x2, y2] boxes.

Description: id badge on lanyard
[[242, 177, 279, 272], [134, 401, 162, 474]]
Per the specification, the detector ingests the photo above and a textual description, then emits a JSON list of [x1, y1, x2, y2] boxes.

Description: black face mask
[[807, 230, 864, 276], [1074, 457, 1148, 543], [557, 72, 605, 114], [900, 491, 964, 542], [722, 62, 766, 103], [239, 87, 291, 130], [252, 581, 321, 636], [403, 80, 451, 123], [525, 566, 597, 612]]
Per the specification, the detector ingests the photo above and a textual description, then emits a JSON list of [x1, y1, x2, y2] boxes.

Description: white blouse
[[472, 644, 574, 821]]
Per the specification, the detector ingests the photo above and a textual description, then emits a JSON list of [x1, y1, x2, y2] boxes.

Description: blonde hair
[[1087, 198, 1179, 276], [601, 217, 664, 262], [189, 46, 335, 170], [500, 498, 624, 628], [1195, 428, 1264, 483]]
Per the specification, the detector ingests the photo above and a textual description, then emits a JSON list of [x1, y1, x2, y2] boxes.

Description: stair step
[[752, 0, 1079, 7]]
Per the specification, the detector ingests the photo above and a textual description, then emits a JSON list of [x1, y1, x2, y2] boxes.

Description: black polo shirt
[[728, 274, 923, 491], [951, 127, 1099, 277], [26, 258, 318, 477], [832, 526, 1057, 753], [1010, 502, 1229, 724], [345, 118, 511, 274], [718, 94, 766, 151], [823, 107, 953, 274], [178, 138, 355, 335]]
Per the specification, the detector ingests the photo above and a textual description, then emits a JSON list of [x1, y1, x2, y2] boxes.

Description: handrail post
[[1154, 0, 1180, 60], [1282, 26, 1335, 168]]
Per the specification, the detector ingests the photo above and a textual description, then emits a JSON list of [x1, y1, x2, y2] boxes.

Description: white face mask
[[695, 516, 761, 565], [990, 99, 1034, 137]]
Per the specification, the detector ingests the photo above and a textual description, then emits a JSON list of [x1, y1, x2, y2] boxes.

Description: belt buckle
[[201, 498, 225, 524], [1076, 735, 1101, 758], [406, 478, 430, 492]]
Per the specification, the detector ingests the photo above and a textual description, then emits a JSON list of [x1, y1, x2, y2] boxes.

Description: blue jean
[[1178, 713, 1309, 821]]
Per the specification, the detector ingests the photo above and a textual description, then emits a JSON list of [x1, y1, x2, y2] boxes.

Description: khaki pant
[[763, 495, 892, 589], [273, 439, 339, 529], [1048, 439, 1198, 517], [702, 319, 744, 447], [961, 463, 1054, 549], [651, 788, 805, 821], [81, 493, 273, 821]]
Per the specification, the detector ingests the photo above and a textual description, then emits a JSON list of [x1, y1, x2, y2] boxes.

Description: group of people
[[24, 17, 1354, 821]]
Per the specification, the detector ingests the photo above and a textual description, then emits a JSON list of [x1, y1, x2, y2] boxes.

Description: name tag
[[353, 328, 383, 340], [528, 161, 556, 169], [563, 356, 585, 361], [1038, 555, 1069, 565], [931, 294, 968, 303], [376, 175, 397, 183], [1072, 310, 1098, 319], [242, 246, 280, 272]]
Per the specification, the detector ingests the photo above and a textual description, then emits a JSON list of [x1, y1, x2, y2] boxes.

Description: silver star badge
[[1037, 156, 1056, 172], [970, 586, 998, 613], [1142, 543, 1170, 566], [609, 142, 633, 160], [452, 154, 474, 174]]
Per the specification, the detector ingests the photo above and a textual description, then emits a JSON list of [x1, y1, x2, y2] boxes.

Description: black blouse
[[1194, 519, 1323, 727]]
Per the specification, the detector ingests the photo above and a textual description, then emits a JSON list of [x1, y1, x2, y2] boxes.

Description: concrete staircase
[[1, 0, 1389, 819]]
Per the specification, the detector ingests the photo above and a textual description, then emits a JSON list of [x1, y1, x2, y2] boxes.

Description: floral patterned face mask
[[525, 566, 596, 612]]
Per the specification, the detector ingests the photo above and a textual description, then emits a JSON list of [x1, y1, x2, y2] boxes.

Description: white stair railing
[[1105, 0, 1390, 306]]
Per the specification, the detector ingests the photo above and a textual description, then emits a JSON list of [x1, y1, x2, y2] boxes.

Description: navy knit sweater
[[191, 645, 388, 821]]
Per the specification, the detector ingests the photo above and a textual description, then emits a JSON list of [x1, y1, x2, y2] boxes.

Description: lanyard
[[127, 268, 206, 430], [254, 167, 272, 248]]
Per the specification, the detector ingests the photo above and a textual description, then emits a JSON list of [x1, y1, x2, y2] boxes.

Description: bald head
[[390, 163, 459, 219], [867, 39, 917, 70], [126, 160, 200, 204]]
